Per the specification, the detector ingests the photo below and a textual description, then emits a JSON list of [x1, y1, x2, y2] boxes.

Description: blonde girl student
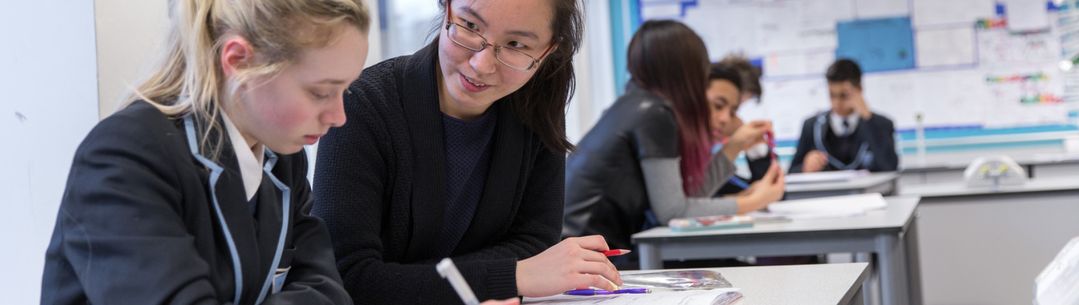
[[312, 0, 622, 304], [41, 0, 371, 304]]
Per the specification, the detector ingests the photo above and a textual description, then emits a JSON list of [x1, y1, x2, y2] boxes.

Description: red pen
[[765, 131, 777, 161], [602, 249, 632, 256]]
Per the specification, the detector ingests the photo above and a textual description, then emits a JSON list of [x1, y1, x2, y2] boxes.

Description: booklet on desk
[[524, 269, 742, 305], [523, 288, 741, 305]]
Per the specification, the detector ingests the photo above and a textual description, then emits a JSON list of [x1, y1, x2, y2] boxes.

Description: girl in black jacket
[[563, 21, 786, 263], [312, 0, 620, 304]]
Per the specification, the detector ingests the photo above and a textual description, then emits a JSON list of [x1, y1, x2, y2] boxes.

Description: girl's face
[[436, 0, 555, 119], [706, 79, 742, 138], [226, 26, 369, 154]]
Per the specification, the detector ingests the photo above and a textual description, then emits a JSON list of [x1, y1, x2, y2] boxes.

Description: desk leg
[[637, 242, 662, 270], [905, 215, 924, 305], [852, 253, 876, 305], [849, 285, 866, 305], [876, 233, 910, 305]]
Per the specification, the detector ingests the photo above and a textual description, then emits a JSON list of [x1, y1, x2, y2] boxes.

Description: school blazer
[[41, 102, 350, 305]]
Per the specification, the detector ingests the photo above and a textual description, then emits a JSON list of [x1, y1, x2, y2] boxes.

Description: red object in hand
[[602, 249, 632, 257], [765, 131, 777, 160]]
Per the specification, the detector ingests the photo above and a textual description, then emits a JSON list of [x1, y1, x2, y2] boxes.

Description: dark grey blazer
[[42, 101, 349, 305]]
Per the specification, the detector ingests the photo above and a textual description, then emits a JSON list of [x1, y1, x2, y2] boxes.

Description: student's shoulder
[[88, 101, 180, 143], [612, 90, 675, 122], [869, 112, 895, 125], [73, 101, 185, 170]]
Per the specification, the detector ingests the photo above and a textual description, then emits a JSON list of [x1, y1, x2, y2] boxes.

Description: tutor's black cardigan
[[312, 42, 565, 305]]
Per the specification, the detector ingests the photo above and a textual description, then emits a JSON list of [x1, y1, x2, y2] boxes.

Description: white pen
[[436, 258, 481, 305]]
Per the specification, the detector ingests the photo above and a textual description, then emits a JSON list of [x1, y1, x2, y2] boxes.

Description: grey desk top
[[784, 172, 898, 193], [717, 263, 869, 305], [633, 196, 919, 241], [899, 176, 1079, 198], [618, 263, 870, 305]]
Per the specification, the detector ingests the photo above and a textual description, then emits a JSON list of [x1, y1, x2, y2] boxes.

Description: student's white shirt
[[221, 112, 264, 201], [830, 112, 860, 137]]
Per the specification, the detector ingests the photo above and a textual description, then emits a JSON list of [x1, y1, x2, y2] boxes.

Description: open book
[[523, 288, 742, 305], [524, 270, 742, 305]]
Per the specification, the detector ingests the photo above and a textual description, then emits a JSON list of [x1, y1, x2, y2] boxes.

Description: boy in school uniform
[[789, 59, 899, 173]]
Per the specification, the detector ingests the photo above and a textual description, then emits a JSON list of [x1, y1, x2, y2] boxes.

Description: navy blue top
[[435, 110, 497, 256]]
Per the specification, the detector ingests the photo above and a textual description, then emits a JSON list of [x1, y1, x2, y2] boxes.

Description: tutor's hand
[[516, 235, 622, 297]]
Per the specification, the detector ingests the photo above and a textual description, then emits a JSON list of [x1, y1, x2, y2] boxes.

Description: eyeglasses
[[444, 22, 554, 71], [442, 3, 555, 72]]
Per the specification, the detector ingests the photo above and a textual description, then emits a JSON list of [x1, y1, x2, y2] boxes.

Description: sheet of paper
[[785, 170, 870, 184], [912, 0, 996, 27], [1003, 0, 1050, 32], [758, 193, 887, 219], [916, 27, 976, 67], [855, 0, 911, 19]]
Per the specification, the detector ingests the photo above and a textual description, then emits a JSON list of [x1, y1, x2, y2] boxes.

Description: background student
[[312, 0, 622, 304], [562, 20, 785, 268], [707, 57, 777, 197], [41, 0, 370, 304], [790, 59, 899, 173]]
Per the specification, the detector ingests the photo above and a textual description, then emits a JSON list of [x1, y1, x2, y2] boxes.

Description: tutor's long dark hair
[[627, 20, 712, 193], [438, 0, 582, 153]]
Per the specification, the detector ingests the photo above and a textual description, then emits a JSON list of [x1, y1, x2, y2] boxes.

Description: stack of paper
[[1034, 236, 1079, 305], [784, 170, 869, 184], [752, 193, 887, 220]]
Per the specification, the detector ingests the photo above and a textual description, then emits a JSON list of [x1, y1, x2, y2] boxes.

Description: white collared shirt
[[829, 112, 861, 137], [221, 112, 264, 201]]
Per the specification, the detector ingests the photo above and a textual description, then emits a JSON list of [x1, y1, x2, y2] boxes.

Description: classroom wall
[[94, 0, 384, 119], [94, 0, 169, 119], [0, 2, 100, 304]]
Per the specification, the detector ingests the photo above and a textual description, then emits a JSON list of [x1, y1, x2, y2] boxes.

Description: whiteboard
[[0, 1, 99, 304], [641, 0, 1079, 140]]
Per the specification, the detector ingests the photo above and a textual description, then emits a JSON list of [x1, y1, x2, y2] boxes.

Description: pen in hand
[[564, 288, 651, 296]]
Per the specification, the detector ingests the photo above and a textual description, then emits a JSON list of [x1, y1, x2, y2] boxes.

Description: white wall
[[0, 1, 100, 304], [567, 0, 618, 144], [95, 0, 169, 119], [94, 0, 382, 120]]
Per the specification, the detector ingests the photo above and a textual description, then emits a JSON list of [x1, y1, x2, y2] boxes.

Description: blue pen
[[564, 288, 652, 296]]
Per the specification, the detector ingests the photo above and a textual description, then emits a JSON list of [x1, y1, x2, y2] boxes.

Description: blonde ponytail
[[130, 0, 370, 157]]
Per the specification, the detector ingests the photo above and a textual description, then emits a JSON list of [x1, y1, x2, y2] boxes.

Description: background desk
[[899, 152, 1079, 186], [645, 263, 869, 305], [900, 177, 1079, 305], [632, 196, 922, 305], [784, 172, 899, 200]]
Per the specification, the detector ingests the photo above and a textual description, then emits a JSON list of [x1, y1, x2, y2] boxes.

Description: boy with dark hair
[[709, 56, 774, 196], [790, 58, 898, 173]]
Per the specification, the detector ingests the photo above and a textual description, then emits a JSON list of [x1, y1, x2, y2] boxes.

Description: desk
[[900, 177, 1079, 305], [632, 196, 921, 305], [784, 172, 899, 200], [899, 151, 1079, 185], [651, 263, 869, 305]]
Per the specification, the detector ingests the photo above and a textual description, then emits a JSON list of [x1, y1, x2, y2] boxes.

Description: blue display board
[[836, 17, 916, 73]]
